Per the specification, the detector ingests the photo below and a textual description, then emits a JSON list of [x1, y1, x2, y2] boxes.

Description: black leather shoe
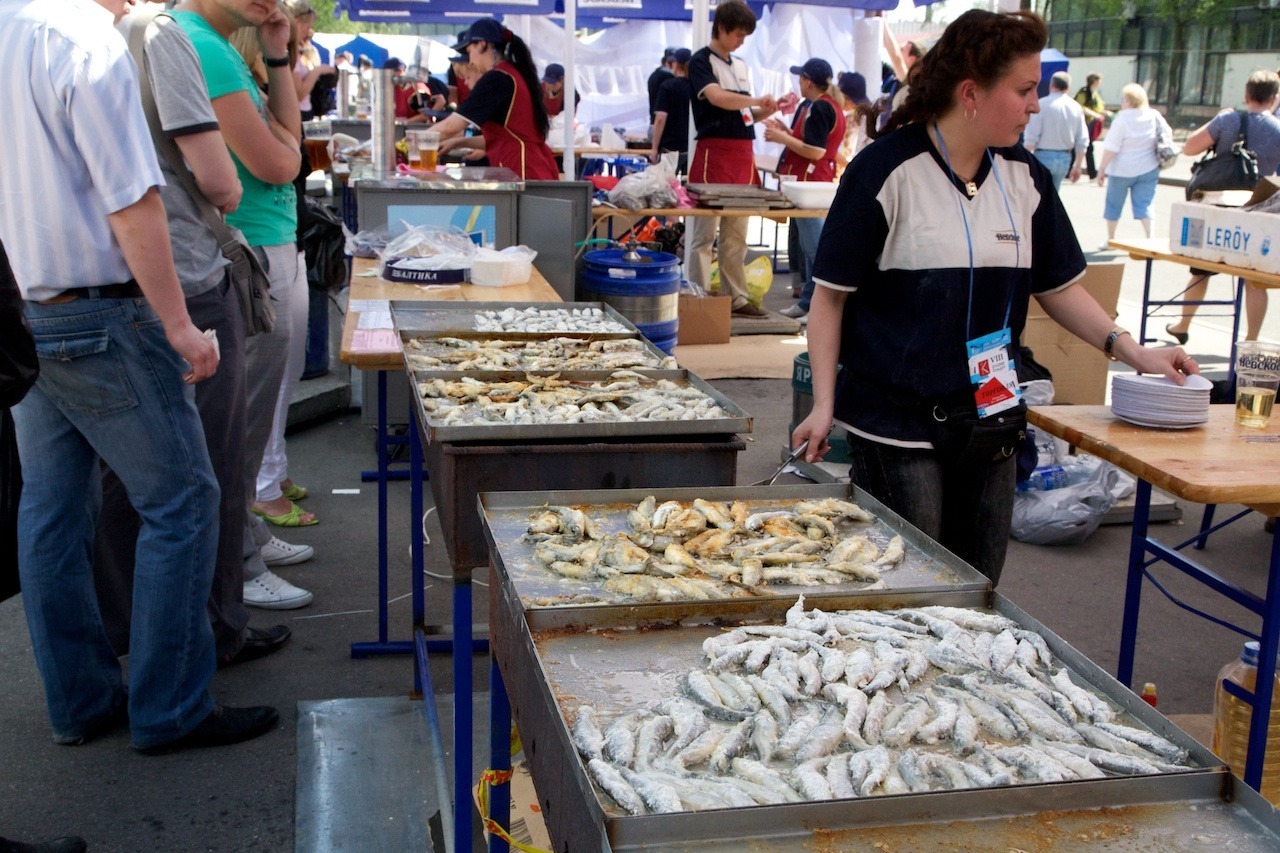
[[136, 704, 279, 755], [217, 625, 291, 669], [0, 836, 88, 853]]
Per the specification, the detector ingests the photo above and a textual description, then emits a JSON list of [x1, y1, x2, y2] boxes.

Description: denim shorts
[[1104, 167, 1159, 221]]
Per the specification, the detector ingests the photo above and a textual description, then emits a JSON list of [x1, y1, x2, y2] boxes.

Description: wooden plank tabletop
[[1109, 237, 1280, 287], [1028, 404, 1280, 515], [340, 257, 561, 370]]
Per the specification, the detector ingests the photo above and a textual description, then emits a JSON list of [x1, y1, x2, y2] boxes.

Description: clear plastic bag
[[1010, 455, 1135, 545], [378, 224, 477, 274], [607, 161, 678, 211]]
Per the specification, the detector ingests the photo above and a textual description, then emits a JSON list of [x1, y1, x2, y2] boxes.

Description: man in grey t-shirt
[[95, 10, 293, 669]]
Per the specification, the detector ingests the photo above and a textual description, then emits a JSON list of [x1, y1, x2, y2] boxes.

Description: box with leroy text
[[1020, 262, 1123, 405], [676, 293, 732, 345], [1169, 179, 1280, 275]]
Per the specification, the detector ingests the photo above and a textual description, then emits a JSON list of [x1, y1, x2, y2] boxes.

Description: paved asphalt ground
[[2, 159, 1277, 851]]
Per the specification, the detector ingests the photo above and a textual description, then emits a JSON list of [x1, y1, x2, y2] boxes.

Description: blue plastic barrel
[[580, 248, 681, 354]]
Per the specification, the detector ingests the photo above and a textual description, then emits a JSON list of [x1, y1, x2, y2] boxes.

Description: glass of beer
[[1235, 342, 1280, 428], [420, 130, 440, 170], [303, 119, 332, 172]]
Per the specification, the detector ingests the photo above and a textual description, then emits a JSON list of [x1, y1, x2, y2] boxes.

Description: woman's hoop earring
[[965, 107, 976, 122]]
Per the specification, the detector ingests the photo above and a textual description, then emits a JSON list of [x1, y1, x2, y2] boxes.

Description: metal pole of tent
[[564, 1, 576, 179]]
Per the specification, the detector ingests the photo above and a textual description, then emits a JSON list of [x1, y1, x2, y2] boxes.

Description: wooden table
[[340, 257, 560, 370], [1109, 237, 1280, 355], [340, 256, 562, 849], [1028, 403, 1280, 791]]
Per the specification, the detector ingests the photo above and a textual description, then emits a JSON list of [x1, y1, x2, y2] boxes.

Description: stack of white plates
[[1111, 373, 1213, 428]]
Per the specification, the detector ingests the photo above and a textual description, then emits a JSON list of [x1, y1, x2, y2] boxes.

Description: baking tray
[[409, 369, 753, 444], [390, 300, 639, 335], [480, 484, 989, 624], [399, 330, 677, 374], [489, 584, 1280, 851]]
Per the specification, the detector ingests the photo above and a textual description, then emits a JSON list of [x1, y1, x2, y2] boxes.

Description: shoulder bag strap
[[1236, 109, 1250, 151], [126, 9, 241, 252]]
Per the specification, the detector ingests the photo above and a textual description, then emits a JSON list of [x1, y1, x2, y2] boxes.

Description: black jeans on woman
[[848, 434, 1017, 585]]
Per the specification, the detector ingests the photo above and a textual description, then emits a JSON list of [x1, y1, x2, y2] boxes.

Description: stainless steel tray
[[391, 300, 639, 335], [489, 585, 1280, 851], [409, 369, 753, 444], [399, 330, 676, 374], [481, 484, 989, 624]]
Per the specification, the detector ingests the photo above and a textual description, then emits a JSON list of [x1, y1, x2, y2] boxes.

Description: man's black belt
[[36, 280, 144, 305]]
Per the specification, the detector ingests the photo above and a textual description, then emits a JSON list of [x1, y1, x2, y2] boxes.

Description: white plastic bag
[[470, 245, 538, 287], [607, 162, 678, 211], [1019, 379, 1069, 468], [1010, 455, 1135, 545]]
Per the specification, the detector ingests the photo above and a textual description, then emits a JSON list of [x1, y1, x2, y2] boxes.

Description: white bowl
[[780, 180, 838, 209]]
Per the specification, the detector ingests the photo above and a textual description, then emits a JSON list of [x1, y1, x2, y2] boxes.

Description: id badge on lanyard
[[933, 122, 1023, 420], [967, 327, 1022, 417]]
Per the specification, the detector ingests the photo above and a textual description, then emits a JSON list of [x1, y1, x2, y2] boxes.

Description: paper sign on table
[[357, 310, 394, 330], [350, 329, 400, 352]]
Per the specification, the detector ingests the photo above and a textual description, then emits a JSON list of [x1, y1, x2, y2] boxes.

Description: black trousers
[[94, 275, 250, 659]]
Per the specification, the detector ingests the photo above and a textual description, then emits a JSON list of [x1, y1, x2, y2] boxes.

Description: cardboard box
[[1021, 263, 1124, 405], [472, 757, 550, 851], [677, 294, 731, 345], [1169, 196, 1280, 275]]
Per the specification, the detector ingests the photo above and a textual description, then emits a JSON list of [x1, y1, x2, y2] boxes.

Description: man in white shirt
[[1024, 71, 1089, 190]]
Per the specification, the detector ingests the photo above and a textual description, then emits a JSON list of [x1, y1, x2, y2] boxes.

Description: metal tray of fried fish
[[481, 484, 989, 624], [489, 585, 1279, 851], [390, 300, 640, 335], [409, 369, 752, 443], [399, 330, 678, 374]]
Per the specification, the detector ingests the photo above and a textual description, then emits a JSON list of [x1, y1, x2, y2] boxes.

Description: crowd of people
[[0, 0, 337, 775]]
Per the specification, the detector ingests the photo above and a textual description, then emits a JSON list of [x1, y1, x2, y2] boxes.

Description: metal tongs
[[751, 440, 810, 486]]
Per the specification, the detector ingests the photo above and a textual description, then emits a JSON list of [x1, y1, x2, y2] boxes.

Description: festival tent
[[1038, 47, 1070, 98]]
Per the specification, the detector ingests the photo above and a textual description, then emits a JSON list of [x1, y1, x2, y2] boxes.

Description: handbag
[[925, 399, 1027, 468], [1153, 118, 1180, 171], [0, 242, 38, 409], [1185, 110, 1260, 201], [126, 10, 275, 336]]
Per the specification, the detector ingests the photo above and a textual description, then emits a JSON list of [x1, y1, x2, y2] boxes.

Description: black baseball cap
[[789, 58, 833, 88], [672, 48, 691, 64], [542, 63, 565, 84], [450, 19, 507, 51]]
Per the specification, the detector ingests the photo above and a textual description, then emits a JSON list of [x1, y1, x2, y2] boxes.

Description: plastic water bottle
[[1017, 465, 1070, 492], [1212, 641, 1280, 804]]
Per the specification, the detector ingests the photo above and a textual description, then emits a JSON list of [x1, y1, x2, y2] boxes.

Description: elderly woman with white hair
[[1095, 82, 1171, 249]]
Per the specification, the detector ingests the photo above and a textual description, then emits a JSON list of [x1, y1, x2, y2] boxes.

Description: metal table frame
[[1028, 405, 1280, 793]]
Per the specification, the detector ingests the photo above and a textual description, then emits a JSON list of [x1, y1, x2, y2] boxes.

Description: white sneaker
[[798, 313, 809, 325], [244, 571, 313, 610], [779, 304, 808, 319], [261, 535, 314, 567]]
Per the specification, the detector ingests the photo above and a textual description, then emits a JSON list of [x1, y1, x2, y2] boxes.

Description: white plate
[[1112, 373, 1214, 392], [1112, 411, 1209, 429]]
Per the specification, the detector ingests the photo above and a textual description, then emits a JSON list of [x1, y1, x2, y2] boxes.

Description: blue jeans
[[847, 433, 1016, 585], [1033, 149, 1071, 191], [1103, 167, 1159, 221], [792, 215, 825, 312], [14, 295, 218, 748]]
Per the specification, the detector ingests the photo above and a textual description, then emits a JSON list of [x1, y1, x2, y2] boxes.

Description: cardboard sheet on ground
[[674, 333, 803, 380]]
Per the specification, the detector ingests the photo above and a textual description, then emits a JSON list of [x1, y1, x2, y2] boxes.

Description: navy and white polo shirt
[[812, 121, 1086, 448]]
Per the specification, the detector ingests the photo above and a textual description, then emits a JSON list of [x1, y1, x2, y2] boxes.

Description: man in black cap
[[650, 47, 692, 173], [647, 47, 677, 124]]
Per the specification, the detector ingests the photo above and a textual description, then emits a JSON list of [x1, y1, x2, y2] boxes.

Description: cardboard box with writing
[[1169, 179, 1280, 276], [1021, 263, 1124, 405], [676, 294, 731, 345]]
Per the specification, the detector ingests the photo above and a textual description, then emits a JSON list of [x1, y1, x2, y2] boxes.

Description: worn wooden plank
[[1028, 404, 1280, 515]]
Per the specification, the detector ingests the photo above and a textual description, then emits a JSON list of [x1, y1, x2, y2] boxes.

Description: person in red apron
[[687, 1, 777, 318], [541, 63, 579, 118], [433, 19, 559, 180], [763, 58, 845, 322]]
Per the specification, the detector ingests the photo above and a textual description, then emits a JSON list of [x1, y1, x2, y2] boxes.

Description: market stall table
[[1027, 403, 1280, 793], [1109, 237, 1280, 362]]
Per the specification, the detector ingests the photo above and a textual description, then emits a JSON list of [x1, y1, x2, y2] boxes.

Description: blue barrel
[[580, 248, 681, 354]]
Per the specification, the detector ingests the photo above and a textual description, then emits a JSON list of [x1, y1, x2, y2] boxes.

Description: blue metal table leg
[[489, 659, 512, 853], [1139, 259, 1154, 346], [410, 405, 425, 696], [455, 581, 474, 849], [1244, 527, 1280, 789], [1195, 504, 1218, 550], [1229, 277, 1244, 395], [1117, 479, 1154, 687]]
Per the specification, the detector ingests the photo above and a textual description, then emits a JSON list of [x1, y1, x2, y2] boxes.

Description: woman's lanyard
[[933, 121, 1024, 417]]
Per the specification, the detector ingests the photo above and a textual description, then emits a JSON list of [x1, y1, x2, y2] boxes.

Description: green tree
[[310, 0, 416, 35]]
